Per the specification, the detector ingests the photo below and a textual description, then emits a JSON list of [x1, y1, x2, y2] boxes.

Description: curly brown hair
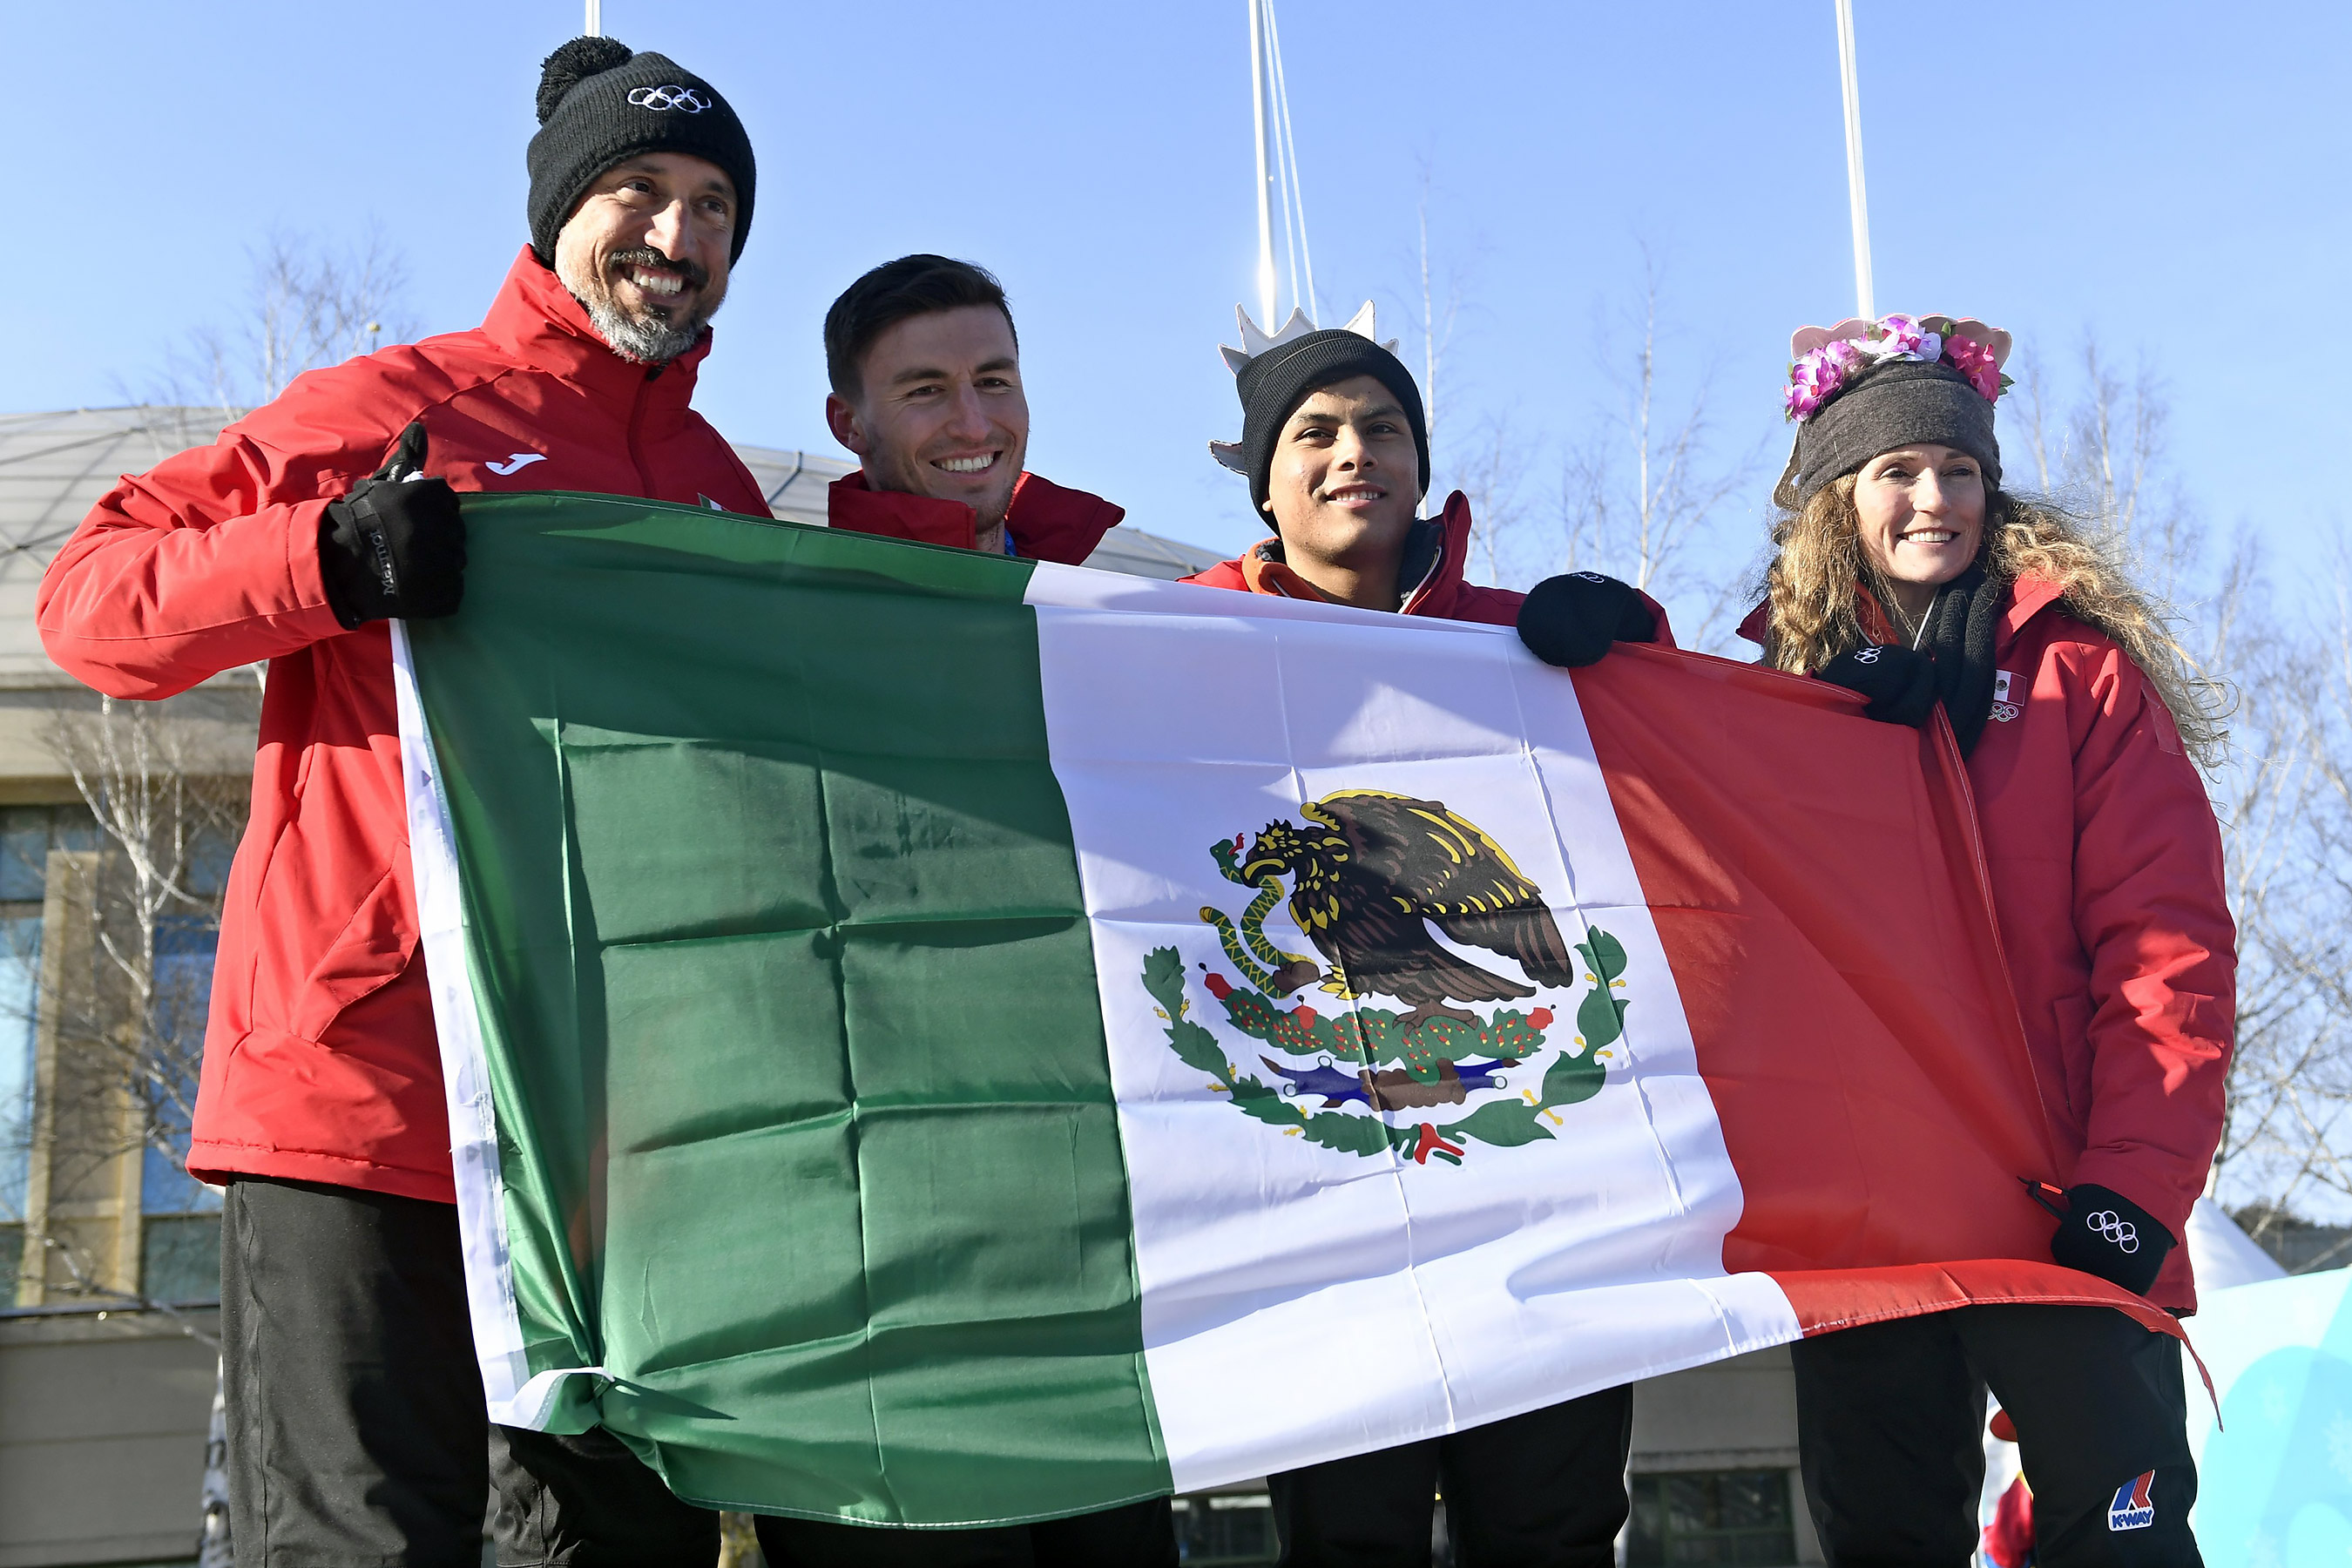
[[1760, 479, 2227, 767]]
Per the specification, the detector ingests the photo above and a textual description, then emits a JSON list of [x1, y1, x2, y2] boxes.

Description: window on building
[[0, 907, 37, 1294], [1627, 1469, 1798, 1566], [0, 802, 235, 1308], [1, 805, 98, 1306], [140, 828, 237, 1304]]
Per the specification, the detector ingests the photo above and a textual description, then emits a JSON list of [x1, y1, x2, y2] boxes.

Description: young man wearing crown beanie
[[821, 254, 1127, 564], [38, 37, 767, 1564], [1182, 306, 1667, 672], [1180, 308, 1664, 1568]]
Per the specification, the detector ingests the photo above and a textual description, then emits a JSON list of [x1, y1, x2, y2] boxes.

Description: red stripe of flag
[[1573, 646, 2186, 1351]]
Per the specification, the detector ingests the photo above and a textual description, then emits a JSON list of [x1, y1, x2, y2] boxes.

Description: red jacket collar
[[478, 246, 713, 415], [2002, 572, 2065, 645], [1224, 490, 1478, 613], [826, 470, 1125, 565], [1736, 571, 2069, 657], [1402, 491, 1477, 616]]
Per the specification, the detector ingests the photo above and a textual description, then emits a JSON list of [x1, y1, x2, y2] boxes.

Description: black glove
[[1517, 571, 1659, 668], [319, 422, 466, 627], [1815, 642, 1936, 727], [2049, 1182, 2175, 1296]]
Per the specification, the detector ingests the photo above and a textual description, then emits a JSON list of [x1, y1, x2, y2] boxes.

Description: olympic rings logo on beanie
[[626, 84, 708, 113]]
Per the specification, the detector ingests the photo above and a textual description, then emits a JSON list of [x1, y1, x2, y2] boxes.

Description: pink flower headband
[[1783, 314, 2015, 422]]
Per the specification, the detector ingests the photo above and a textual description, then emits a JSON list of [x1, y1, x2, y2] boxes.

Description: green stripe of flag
[[409, 493, 1167, 1524]]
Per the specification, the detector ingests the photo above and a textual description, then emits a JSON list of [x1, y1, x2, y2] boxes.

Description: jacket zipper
[[1399, 551, 1443, 614], [627, 368, 659, 495]]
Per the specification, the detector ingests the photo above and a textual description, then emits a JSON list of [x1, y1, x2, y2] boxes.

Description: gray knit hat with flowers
[[1774, 314, 2013, 508]]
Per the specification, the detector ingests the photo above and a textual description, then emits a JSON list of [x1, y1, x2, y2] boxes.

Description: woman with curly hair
[[1743, 316, 2232, 1567]]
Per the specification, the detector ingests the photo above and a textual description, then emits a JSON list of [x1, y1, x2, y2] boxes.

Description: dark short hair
[[823, 254, 1018, 399]]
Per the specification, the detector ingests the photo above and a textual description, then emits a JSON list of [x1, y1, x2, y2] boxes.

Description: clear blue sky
[[13, 2, 2347, 607]]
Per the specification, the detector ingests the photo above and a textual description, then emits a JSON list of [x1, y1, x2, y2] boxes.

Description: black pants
[[222, 1175, 718, 1565], [755, 1498, 1177, 1566], [221, 1174, 1176, 1565], [1267, 1386, 1633, 1567], [1788, 1304, 2199, 1568]]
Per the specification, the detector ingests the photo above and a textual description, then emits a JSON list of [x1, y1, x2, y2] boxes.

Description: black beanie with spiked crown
[[525, 37, 756, 266], [1233, 333, 1429, 512]]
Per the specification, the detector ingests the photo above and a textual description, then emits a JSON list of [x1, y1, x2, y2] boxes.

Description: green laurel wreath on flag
[[1139, 927, 1629, 1166]]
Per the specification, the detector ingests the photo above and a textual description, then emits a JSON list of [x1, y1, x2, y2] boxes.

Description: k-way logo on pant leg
[[2106, 1470, 2157, 1531]]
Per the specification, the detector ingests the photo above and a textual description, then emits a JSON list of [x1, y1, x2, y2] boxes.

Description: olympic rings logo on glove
[[1853, 646, 1884, 665], [628, 84, 708, 113], [1570, 571, 1608, 583], [2085, 1210, 2140, 1253]]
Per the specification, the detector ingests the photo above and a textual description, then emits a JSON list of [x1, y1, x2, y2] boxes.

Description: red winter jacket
[[1740, 577, 2234, 1310], [1180, 491, 1674, 641], [37, 247, 768, 1203], [827, 470, 1124, 564]]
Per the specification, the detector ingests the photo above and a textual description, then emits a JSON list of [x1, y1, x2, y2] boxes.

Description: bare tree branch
[[1555, 251, 1760, 648], [36, 697, 245, 1225], [125, 226, 416, 416]]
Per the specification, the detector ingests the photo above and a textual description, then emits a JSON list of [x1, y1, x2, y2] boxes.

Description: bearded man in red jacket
[[821, 254, 1126, 565], [38, 36, 769, 1565]]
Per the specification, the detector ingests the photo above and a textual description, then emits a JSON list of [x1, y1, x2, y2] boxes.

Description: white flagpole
[[1834, 0, 1873, 321], [585, 0, 600, 36], [1247, 0, 1277, 328], [1264, 0, 1316, 324]]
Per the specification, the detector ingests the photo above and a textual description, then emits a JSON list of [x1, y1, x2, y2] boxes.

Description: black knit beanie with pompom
[[525, 37, 756, 265]]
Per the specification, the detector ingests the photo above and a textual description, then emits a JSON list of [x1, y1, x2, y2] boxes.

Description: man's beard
[[564, 247, 723, 364]]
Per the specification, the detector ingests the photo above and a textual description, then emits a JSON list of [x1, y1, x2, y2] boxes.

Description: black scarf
[[1915, 564, 2004, 757]]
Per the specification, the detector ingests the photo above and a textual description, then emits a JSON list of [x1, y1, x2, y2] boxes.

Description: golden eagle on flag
[[1234, 789, 1577, 1017]]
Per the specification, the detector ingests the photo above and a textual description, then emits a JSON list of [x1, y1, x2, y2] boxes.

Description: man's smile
[[605, 249, 709, 316], [933, 452, 1000, 475]]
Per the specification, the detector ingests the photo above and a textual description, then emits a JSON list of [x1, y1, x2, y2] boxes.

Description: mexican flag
[[394, 492, 2170, 1526]]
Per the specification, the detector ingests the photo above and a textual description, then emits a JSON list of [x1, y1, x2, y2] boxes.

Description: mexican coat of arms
[[1140, 789, 1628, 1165]]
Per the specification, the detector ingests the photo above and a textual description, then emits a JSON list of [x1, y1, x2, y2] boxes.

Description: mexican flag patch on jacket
[[392, 491, 2172, 1526]]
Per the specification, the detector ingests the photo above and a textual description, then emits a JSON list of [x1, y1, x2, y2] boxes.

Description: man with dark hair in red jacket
[[821, 253, 1126, 566], [39, 37, 767, 1565], [738, 254, 1175, 1568]]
